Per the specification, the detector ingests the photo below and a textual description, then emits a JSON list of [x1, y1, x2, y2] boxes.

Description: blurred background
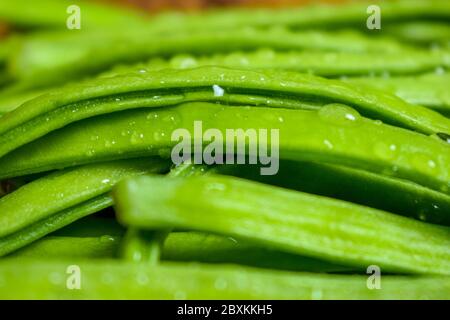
[[103, 0, 347, 11]]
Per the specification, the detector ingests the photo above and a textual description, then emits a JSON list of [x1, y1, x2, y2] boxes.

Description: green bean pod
[[0, 67, 448, 162], [7, 235, 120, 259], [0, 194, 111, 257], [8, 208, 353, 273], [203, 161, 450, 226], [346, 72, 450, 116], [119, 229, 168, 264], [4, 27, 412, 92], [9, 231, 354, 273], [0, 158, 169, 256], [114, 174, 450, 275], [384, 22, 450, 44], [1, 103, 449, 194], [147, 0, 450, 33], [140, 50, 447, 77], [161, 232, 354, 273], [0, 260, 449, 299], [53, 216, 125, 238], [0, 0, 146, 29]]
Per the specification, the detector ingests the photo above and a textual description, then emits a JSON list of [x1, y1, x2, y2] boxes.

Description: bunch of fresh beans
[[0, 0, 448, 299]]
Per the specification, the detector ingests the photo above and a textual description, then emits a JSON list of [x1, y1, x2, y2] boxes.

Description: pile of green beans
[[0, 0, 449, 300]]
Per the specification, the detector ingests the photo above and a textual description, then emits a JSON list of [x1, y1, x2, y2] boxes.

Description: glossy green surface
[[1, 103, 448, 194], [0, 260, 449, 299], [0, 67, 447, 162], [0, 158, 169, 255], [114, 175, 450, 275]]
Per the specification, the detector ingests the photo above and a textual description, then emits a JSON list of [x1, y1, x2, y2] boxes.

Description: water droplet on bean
[[374, 142, 398, 160], [100, 235, 115, 242], [318, 104, 361, 127]]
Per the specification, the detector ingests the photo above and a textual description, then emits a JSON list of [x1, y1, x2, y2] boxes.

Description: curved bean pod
[[0, 158, 167, 238], [346, 72, 450, 116], [0, 67, 448, 161], [5, 28, 410, 91], [0, 194, 111, 257], [1, 103, 448, 194], [114, 175, 450, 275], [53, 216, 125, 237], [140, 50, 447, 77], [0, 158, 169, 256]]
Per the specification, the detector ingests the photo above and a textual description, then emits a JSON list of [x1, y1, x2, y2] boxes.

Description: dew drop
[[163, 115, 176, 123], [418, 212, 427, 221], [130, 131, 142, 145], [323, 139, 333, 149], [412, 154, 438, 174], [178, 57, 197, 69], [153, 131, 166, 141], [374, 142, 398, 160], [227, 237, 238, 243], [85, 149, 95, 157], [318, 104, 361, 127], [147, 113, 159, 120], [205, 182, 226, 192], [100, 235, 114, 242], [435, 67, 445, 75], [427, 160, 436, 169]]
